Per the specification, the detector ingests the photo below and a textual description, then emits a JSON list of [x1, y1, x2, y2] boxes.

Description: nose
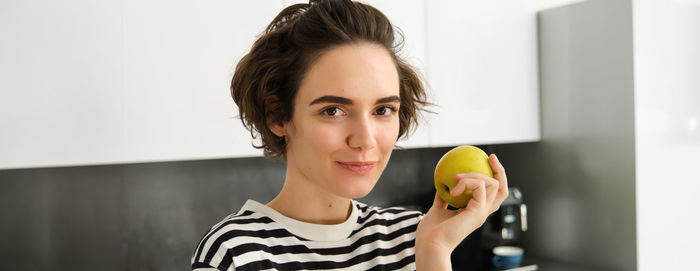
[[346, 115, 377, 151]]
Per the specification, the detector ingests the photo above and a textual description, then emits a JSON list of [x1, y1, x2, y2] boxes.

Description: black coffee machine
[[450, 187, 528, 271]]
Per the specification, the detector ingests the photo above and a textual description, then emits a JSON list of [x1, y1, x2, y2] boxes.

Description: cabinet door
[[0, 1, 283, 169], [426, 0, 540, 147], [0, 0, 125, 170], [123, 0, 283, 163]]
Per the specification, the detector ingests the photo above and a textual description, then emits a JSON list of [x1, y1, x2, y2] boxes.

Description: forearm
[[415, 245, 452, 271]]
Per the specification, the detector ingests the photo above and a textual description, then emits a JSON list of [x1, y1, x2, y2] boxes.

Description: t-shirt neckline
[[241, 199, 358, 242]]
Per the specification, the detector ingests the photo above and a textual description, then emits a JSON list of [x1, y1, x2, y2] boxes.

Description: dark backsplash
[[0, 146, 457, 270]]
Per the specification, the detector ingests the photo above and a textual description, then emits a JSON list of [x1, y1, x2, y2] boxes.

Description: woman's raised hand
[[414, 154, 509, 270]]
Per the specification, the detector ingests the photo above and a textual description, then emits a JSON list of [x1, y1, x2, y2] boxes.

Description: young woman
[[192, 1, 508, 270]]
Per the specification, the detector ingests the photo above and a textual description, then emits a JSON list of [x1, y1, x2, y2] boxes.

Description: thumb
[[431, 192, 448, 210]]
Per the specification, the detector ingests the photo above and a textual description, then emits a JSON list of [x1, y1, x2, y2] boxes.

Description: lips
[[336, 161, 376, 174]]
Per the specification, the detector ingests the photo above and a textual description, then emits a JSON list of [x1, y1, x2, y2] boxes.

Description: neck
[[267, 164, 352, 225]]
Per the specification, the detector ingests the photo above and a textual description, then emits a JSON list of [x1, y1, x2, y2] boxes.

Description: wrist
[[415, 245, 452, 271]]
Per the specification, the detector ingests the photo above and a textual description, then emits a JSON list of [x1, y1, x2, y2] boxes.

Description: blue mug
[[492, 246, 524, 270]]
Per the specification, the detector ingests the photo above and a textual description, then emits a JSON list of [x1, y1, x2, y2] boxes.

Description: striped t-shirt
[[191, 199, 424, 271]]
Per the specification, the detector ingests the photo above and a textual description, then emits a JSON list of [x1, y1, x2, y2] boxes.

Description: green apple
[[434, 145, 494, 208]]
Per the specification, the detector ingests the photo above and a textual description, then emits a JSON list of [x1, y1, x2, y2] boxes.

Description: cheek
[[301, 123, 345, 153], [377, 120, 400, 150]]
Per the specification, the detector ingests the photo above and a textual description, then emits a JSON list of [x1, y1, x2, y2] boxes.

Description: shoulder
[[191, 205, 282, 270], [205, 208, 276, 236]]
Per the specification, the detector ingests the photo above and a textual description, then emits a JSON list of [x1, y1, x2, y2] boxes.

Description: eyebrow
[[309, 95, 400, 106]]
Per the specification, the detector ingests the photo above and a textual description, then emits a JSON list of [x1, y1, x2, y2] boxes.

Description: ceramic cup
[[492, 246, 524, 270]]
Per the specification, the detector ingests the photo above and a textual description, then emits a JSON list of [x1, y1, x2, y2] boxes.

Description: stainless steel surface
[[520, 204, 528, 232], [502, 227, 515, 240], [492, 0, 637, 269]]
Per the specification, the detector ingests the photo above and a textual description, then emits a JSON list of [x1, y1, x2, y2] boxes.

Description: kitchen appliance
[[450, 187, 528, 271]]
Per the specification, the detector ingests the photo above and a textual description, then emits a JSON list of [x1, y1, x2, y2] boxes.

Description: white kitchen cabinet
[[121, 0, 281, 163], [0, 0, 126, 169], [0, 0, 541, 170], [0, 0, 282, 169], [425, 0, 540, 147]]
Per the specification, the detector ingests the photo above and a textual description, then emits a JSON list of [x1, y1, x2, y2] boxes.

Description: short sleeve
[[192, 234, 236, 271], [191, 251, 235, 271]]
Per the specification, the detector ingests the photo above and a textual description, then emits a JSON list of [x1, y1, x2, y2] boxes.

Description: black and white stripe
[[191, 201, 423, 271]]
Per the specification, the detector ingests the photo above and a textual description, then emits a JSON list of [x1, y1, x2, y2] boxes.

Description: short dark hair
[[231, 0, 430, 160]]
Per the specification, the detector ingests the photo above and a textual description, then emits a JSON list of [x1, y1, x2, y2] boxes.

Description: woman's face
[[276, 42, 400, 199]]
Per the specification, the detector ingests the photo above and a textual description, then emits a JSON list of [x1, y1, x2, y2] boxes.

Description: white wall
[[634, 0, 700, 270]]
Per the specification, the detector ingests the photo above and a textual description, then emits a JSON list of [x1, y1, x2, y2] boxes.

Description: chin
[[342, 189, 373, 199], [336, 175, 380, 199]]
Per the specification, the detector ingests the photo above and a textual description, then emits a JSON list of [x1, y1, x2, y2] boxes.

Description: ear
[[268, 118, 286, 137], [265, 95, 286, 137]]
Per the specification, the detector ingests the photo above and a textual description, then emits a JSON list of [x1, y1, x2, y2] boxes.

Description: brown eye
[[375, 106, 396, 116], [321, 106, 344, 117]]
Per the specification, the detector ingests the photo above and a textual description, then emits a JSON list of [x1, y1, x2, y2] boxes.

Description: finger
[[487, 179, 505, 214], [457, 174, 499, 202], [452, 173, 484, 195], [431, 191, 448, 210], [456, 172, 496, 182], [489, 154, 508, 188], [451, 176, 495, 197], [463, 178, 487, 206], [452, 177, 484, 197], [450, 180, 467, 196], [485, 177, 500, 207], [443, 180, 488, 239], [489, 154, 510, 208], [455, 173, 498, 197]]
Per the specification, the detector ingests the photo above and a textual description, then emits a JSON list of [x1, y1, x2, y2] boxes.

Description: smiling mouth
[[336, 161, 376, 174]]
